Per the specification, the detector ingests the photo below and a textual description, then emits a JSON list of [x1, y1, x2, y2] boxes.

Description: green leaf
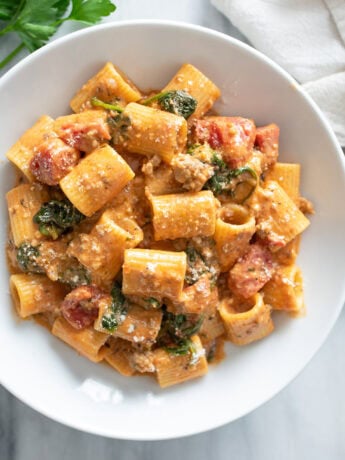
[[158, 309, 204, 346], [143, 90, 197, 119], [0, 0, 117, 70], [165, 338, 196, 357], [0, 0, 21, 21], [16, 243, 44, 273], [101, 282, 127, 333], [185, 245, 208, 285], [68, 0, 116, 25], [58, 264, 91, 288], [10, 0, 70, 51], [53, 0, 71, 19], [33, 199, 85, 239]]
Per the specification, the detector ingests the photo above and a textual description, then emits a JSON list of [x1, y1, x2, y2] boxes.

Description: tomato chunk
[[55, 111, 111, 153], [30, 138, 80, 185], [255, 123, 279, 171], [193, 116, 256, 168], [228, 243, 274, 298], [61, 285, 110, 330]]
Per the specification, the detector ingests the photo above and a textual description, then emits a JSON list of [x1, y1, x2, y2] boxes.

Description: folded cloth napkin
[[211, 0, 345, 145]]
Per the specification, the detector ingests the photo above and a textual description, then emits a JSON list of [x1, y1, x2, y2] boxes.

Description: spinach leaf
[[101, 282, 128, 333], [185, 245, 208, 285], [143, 90, 197, 119], [33, 199, 85, 240], [16, 243, 43, 273], [158, 309, 204, 357], [204, 153, 257, 202], [58, 265, 90, 288]]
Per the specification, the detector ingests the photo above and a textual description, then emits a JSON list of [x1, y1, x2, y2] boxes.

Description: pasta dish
[[5, 63, 313, 387]]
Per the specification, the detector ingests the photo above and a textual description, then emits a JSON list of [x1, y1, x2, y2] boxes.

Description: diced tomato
[[192, 116, 256, 168], [61, 285, 109, 330], [56, 114, 111, 153], [228, 243, 274, 298], [255, 123, 279, 171], [30, 138, 80, 185]]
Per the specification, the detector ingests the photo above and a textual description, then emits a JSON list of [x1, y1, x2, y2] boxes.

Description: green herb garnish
[[205, 153, 257, 202], [101, 282, 127, 333], [58, 265, 91, 288], [33, 199, 85, 240], [0, 0, 116, 70], [143, 90, 197, 119], [16, 243, 43, 273], [165, 338, 196, 357], [91, 97, 123, 112], [108, 113, 131, 144], [158, 309, 204, 353], [185, 245, 208, 285], [186, 144, 201, 155]]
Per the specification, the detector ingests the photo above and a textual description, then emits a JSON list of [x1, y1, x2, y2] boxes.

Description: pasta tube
[[255, 181, 310, 251], [6, 183, 49, 246], [154, 335, 208, 388], [105, 339, 136, 376], [151, 190, 216, 241], [68, 209, 132, 284], [52, 317, 109, 362], [6, 116, 54, 181], [60, 144, 134, 216], [162, 63, 221, 121], [262, 265, 305, 316], [110, 305, 162, 346], [70, 62, 142, 112], [10, 274, 65, 318], [121, 103, 187, 163], [214, 204, 256, 272], [265, 163, 300, 202], [122, 249, 187, 300], [219, 293, 274, 345]]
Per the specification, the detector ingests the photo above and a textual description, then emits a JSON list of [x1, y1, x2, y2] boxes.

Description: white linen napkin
[[211, 0, 345, 145]]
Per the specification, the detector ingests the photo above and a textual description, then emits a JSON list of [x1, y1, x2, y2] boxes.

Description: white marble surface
[[1, 1, 345, 458]]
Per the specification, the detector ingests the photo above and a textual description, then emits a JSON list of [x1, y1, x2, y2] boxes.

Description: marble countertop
[[1, 1, 344, 458]]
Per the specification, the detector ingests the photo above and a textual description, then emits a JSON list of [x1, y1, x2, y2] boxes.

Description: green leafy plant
[[143, 90, 197, 119], [165, 338, 196, 357], [58, 264, 91, 288], [0, 0, 116, 70], [157, 309, 204, 358], [101, 283, 128, 333], [205, 152, 258, 201], [33, 199, 85, 240], [91, 96, 123, 112], [16, 243, 44, 273], [184, 245, 210, 285]]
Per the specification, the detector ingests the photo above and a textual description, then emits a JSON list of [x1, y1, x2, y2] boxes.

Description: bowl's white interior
[[0, 21, 344, 440]]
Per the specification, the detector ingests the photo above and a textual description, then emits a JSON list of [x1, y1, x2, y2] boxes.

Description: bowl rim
[[1, 19, 345, 440]]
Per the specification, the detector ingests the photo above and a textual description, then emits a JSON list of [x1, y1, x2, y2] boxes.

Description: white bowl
[[1, 20, 345, 440]]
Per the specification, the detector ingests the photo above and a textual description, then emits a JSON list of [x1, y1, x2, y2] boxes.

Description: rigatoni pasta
[[122, 249, 187, 300], [60, 144, 134, 216], [70, 62, 142, 112], [5, 62, 313, 388], [162, 63, 221, 121], [121, 102, 188, 163], [6, 115, 54, 181], [6, 183, 49, 246], [150, 190, 216, 240], [10, 274, 66, 318]]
